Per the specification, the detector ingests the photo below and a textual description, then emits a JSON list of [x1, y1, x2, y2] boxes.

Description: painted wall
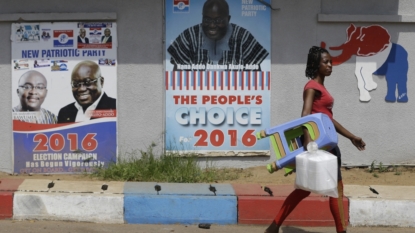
[[1, 0, 415, 173]]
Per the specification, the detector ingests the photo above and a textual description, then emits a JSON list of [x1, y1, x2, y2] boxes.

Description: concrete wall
[[1, 0, 415, 173]]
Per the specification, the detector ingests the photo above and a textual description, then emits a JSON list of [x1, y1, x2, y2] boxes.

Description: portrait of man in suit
[[12, 70, 57, 124], [77, 28, 89, 44], [57, 60, 116, 123], [101, 28, 112, 43]]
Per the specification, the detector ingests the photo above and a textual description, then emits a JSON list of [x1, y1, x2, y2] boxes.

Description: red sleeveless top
[[304, 80, 334, 120]]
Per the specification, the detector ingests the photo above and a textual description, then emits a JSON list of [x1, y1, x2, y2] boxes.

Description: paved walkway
[[1, 220, 414, 233]]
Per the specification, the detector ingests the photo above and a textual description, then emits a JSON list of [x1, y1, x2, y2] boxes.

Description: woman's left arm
[[332, 118, 366, 151]]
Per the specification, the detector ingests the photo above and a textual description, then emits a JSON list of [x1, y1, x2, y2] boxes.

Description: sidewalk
[[1, 178, 414, 227]]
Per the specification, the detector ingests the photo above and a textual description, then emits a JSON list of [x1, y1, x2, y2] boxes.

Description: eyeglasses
[[71, 79, 99, 88], [203, 17, 226, 25], [19, 84, 46, 91]]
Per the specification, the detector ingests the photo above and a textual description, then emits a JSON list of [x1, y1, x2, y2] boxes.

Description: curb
[[345, 185, 415, 227], [1, 178, 414, 227], [123, 182, 237, 224], [0, 179, 23, 219], [233, 184, 349, 226]]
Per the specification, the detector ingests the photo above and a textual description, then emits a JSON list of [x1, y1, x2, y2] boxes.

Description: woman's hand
[[351, 136, 366, 151]]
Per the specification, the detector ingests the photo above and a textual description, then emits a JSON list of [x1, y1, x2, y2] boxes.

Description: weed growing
[[368, 160, 388, 173], [89, 146, 242, 183], [366, 160, 415, 177], [368, 160, 376, 173]]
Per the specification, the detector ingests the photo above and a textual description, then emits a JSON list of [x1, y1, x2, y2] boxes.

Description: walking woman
[[265, 46, 366, 233]]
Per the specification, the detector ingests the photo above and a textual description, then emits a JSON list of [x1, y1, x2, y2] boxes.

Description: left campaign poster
[[11, 22, 117, 174]]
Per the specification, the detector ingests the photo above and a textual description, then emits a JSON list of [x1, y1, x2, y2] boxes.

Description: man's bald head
[[203, 0, 229, 16], [17, 70, 48, 111]]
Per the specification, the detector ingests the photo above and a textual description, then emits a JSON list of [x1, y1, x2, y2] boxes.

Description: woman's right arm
[[301, 88, 315, 149]]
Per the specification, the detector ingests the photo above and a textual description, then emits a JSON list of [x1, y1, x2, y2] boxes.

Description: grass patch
[[89, 146, 242, 183], [366, 161, 415, 176], [367, 160, 389, 174]]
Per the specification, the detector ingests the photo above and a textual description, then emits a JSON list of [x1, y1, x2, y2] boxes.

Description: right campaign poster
[[165, 0, 271, 156], [12, 22, 117, 174]]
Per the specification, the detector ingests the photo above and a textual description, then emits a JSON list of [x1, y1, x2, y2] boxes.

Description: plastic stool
[[257, 113, 338, 175]]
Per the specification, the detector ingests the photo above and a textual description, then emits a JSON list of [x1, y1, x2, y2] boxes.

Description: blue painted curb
[[124, 195, 237, 224], [124, 182, 237, 224]]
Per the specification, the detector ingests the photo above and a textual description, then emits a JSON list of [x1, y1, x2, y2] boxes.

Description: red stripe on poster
[[214, 72, 217, 90], [241, 72, 244, 90], [207, 71, 210, 91], [200, 72, 203, 90], [172, 71, 176, 90], [234, 71, 237, 90], [13, 120, 73, 131], [220, 72, 223, 90]]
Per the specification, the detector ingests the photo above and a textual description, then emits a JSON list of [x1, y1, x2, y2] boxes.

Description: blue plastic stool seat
[[257, 113, 338, 174]]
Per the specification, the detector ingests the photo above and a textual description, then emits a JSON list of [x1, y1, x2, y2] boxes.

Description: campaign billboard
[[12, 22, 117, 173], [165, 0, 271, 156]]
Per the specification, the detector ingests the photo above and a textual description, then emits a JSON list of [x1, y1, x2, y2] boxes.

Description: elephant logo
[[323, 24, 408, 102]]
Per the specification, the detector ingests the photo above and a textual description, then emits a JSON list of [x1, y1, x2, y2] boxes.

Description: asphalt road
[[0, 220, 413, 233]]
